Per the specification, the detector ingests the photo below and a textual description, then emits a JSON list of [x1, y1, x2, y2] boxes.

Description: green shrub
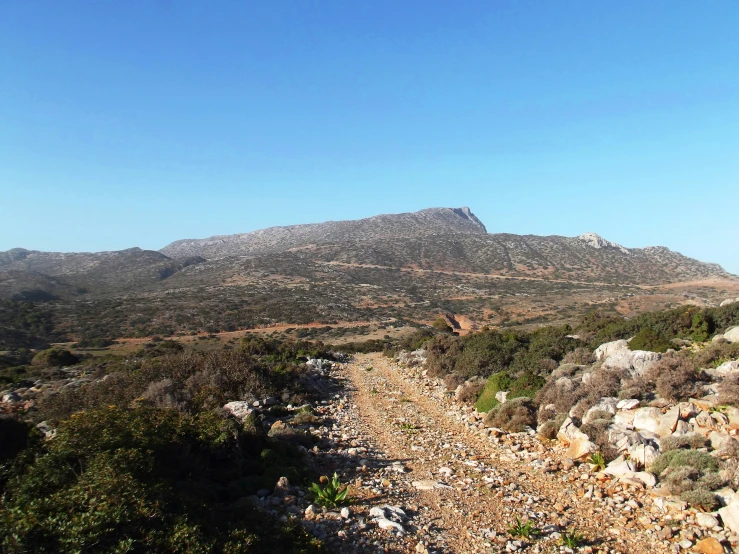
[[484, 398, 537, 433], [628, 328, 673, 353], [31, 348, 79, 368], [0, 406, 320, 553], [651, 449, 719, 476]]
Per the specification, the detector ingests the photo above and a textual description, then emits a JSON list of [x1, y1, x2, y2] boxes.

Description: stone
[[633, 407, 663, 434], [714, 487, 736, 507], [495, 390, 509, 403], [634, 471, 657, 488], [724, 326, 739, 343], [594, 340, 629, 361], [720, 298, 739, 307], [718, 497, 739, 534], [628, 444, 659, 468], [583, 397, 619, 424], [340, 507, 351, 519], [694, 537, 724, 554], [725, 407, 739, 430], [557, 417, 589, 445], [304, 505, 317, 519], [604, 458, 637, 478], [677, 539, 693, 550], [412, 480, 452, 490], [223, 401, 255, 421], [617, 399, 640, 410], [566, 438, 598, 461], [709, 431, 735, 451], [673, 420, 691, 435], [695, 513, 719, 529], [376, 517, 404, 533], [706, 360, 739, 379], [657, 406, 680, 437]]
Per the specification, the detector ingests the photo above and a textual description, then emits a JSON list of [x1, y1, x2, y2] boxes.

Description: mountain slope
[[160, 207, 487, 259]]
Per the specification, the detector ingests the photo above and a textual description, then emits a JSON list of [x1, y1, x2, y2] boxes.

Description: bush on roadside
[[643, 354, 700, 401], [484, 398, 537, 433]]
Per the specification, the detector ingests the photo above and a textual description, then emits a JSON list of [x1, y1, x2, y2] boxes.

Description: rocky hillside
[[159, 207, 488, 259]]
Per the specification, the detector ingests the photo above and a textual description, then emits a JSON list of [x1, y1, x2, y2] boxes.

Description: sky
[[1, 1, 738, 273]]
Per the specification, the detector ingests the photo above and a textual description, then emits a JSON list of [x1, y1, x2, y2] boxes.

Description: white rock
[[369, 507, 387, 519], [714, 487, 736, 506], [223, 401, 255, 421], [376, 517, 404, 533], [720, 298, 739, 307], [657, 406, 680, 437], [705, 360, 739, 379], [628, 444, 659, 468], [583, 397, 619, 423], [725, 326, 739, 343], [340, 507, 351, 519], [604, 458, 637, 478], [719, 497, 739, 534], [617, 399, 640, 410], [695, 512, 719, 528], [634, 471, 657, 488], [594, 340, 629, 361], [495, 390, 509, 403], [633, 407, 662, 434]]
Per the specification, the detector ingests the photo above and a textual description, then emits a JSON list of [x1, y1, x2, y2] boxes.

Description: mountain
[[1, 207, 736, 342], [160, 207, 487, 259]]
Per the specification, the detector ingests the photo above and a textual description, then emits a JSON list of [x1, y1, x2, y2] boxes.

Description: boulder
[[718, 496, 739, 534], [726, 407, 739, 430], [495, 390, 509, 404], [705, 360, 739, 380], [678, 402, 699, 420], [582, 397, 618, 424], [594, 340, 629, 361], [616, 399, 640, 410], [566, 438, 598, 461], [603, 457, 637, 478], [709, 431, 734, 451], [725, 326, 739, 343], [720, 298, 739, 307], [628, 444, 659, 468], [614, 411, 635, 427], [223, 401, 255, 421], [633, 407, 662, 434], [713, 487, 736, 507], [557, 417, 589, 445], [656, 406, 680, 437], [634, 471, 657, 488], [603, 349, 661, 377]]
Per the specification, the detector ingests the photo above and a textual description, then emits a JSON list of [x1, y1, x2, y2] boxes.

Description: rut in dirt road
[[338, 353, 671, 554]]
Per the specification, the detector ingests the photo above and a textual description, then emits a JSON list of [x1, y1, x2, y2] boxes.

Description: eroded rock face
[[633, 407, 662, 434]]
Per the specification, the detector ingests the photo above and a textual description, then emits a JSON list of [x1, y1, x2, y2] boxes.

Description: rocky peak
[[577, 232, 630, 254]]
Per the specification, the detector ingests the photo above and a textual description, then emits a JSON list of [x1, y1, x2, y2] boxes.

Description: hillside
[[1, 207, 736, 341]]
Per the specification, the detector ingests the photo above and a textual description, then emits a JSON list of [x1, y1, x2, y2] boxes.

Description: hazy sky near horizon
[[1, 2, 738, 273]]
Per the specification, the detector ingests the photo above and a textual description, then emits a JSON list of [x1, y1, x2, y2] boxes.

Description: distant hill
[[0, 247, 204, 298], [160, 207, 488, 259]]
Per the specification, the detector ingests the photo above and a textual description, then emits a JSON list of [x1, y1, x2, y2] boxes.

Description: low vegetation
[[0, 337, 333, 552]]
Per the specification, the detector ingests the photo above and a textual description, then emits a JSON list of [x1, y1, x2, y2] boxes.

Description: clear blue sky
[[2, 1, 738, 273]]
